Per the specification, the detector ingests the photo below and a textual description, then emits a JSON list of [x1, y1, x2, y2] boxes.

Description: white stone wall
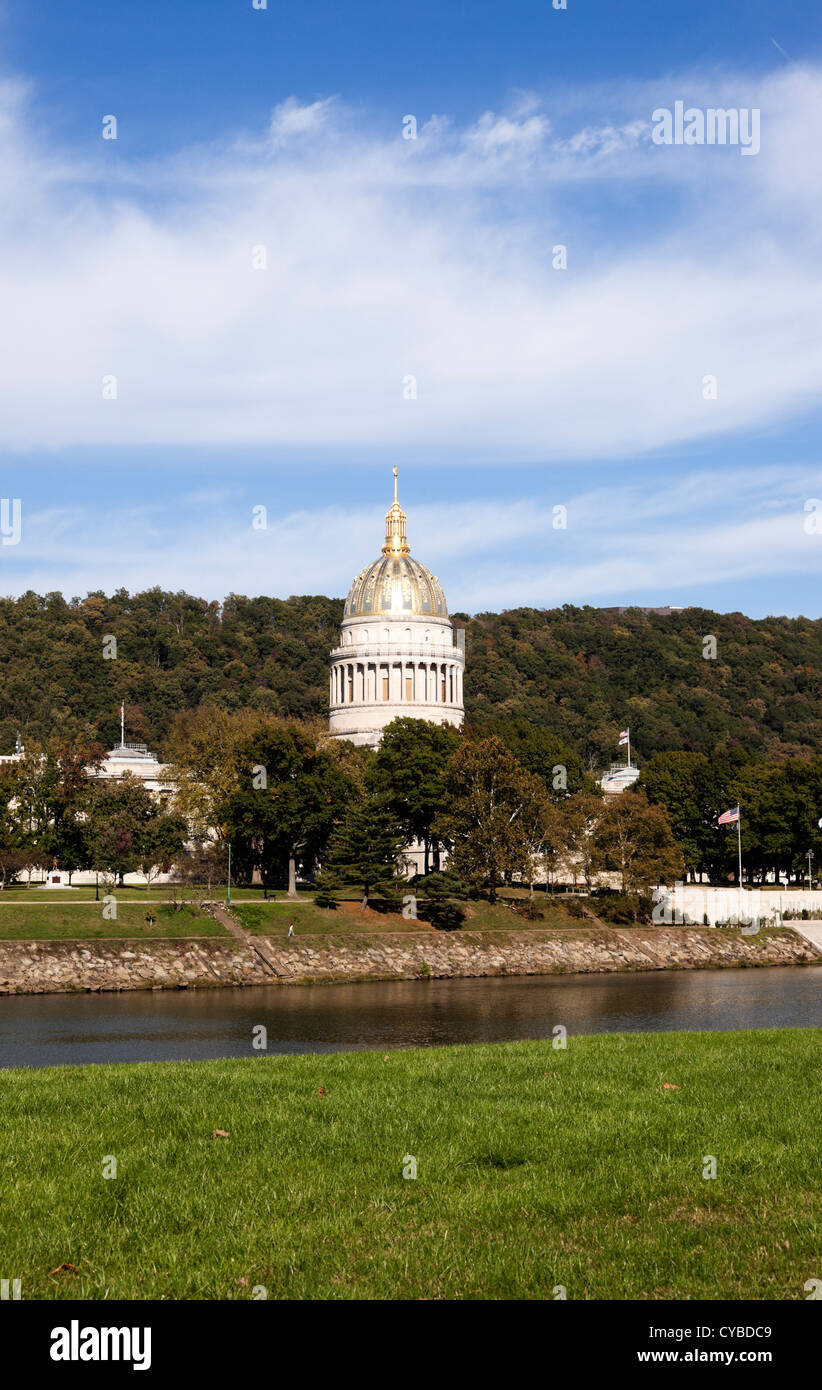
[[656, 882, 822, 927]]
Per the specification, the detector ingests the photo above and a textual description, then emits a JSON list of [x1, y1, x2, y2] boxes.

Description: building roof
[[344, 469, 448, 619]]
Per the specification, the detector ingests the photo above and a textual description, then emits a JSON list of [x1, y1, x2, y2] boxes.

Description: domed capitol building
[[329, 469, 465, 748]]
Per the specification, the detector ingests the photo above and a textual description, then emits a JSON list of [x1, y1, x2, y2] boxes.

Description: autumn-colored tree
[[553, 791, 605, 889], [438, 736, 552, 901], [591, 791, 684, 896], [84, 773, 187, 886], [168, 709, 353, 892]]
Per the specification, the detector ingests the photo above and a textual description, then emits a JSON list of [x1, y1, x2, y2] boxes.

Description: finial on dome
[[382, 466, 410, 556]]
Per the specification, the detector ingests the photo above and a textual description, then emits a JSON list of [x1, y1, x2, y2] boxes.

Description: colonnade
[[330, 659, 463, 708]]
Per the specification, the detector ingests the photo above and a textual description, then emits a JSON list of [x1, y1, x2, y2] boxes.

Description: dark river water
[[1, 966, 820, 1068]]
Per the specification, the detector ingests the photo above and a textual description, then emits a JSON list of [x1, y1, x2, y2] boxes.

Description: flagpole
[[627, 729, 631, 769], [737, 808, 743, 887]]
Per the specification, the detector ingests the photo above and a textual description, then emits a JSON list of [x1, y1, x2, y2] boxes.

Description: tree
[[637, 751, 711, 877], [0, 846, 29, 890], [174, 840, 228, 895], [438, 736, 552, 902], [84, 773, 186, 886], [591, 792, 683, 897], [553, 791, 604, 889], [371, 718, 460, 873], [0, 737, 106, 883], [139, 810, 188, 887], [220, 721, 352, 894], [469, 718, 593, 799], [167, 710, 351, 893], [0, 764, 27, 888], [322, 793, 407, 901]]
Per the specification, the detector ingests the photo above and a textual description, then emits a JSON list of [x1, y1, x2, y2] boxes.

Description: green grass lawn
[[0, 1029, 818, 1300], [0, 903, 228, 940], [0, 885, 316, 902]]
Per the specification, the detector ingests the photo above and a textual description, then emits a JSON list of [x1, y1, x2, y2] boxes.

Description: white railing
[[330, 645, 463, 662]]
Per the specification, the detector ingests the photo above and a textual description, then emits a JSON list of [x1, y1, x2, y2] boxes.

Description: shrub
[[594, 891, 653, 925], [409, 870, 470, 900], [512, 901, 544, 921], [425, 900, 466, 932], [564, 897, 588, 919], [313, 876, 338, 909]]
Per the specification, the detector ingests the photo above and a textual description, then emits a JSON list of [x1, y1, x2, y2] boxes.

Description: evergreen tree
[[324, 795, 407, 900]]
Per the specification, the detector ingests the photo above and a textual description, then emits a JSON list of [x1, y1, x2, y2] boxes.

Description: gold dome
[[344, 469, 448, 619]]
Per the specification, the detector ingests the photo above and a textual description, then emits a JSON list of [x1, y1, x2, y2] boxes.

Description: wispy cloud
[[3, 466, 820, 613], [0, 64, 821, 461]]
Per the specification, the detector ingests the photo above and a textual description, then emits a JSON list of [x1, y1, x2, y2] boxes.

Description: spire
[[382, 465, 410, 556]]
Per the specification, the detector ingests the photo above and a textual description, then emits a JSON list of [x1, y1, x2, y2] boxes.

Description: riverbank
[[1, 1029, 818, 1299], [0, 923, 818, 996]]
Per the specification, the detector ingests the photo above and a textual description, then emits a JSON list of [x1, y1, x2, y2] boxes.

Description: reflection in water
[[0, 966, 819, 1069]]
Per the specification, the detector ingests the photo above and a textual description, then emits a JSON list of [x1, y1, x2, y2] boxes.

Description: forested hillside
[[1, 589, 820, 765]]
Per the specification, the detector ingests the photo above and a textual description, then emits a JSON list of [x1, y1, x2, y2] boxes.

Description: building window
[[382, 675, 389, 701], [405, 675, 412, 700], [441, 672, 446, 701]]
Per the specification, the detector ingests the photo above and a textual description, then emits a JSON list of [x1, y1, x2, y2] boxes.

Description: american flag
[[618, 729, 629, 745], [718, 806, 740, 825]]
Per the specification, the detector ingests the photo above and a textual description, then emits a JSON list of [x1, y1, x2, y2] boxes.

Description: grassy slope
[[0, 1029, 818, 1300], [234, 898, 587, 936], [0, 903, 227, 940]]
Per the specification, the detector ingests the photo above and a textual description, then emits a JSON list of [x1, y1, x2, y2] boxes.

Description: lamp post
[[221, 841, 232, 905], [807, 849, 814, 892]]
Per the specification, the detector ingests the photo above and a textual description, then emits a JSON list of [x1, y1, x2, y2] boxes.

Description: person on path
[[288, 924, 294, 937]]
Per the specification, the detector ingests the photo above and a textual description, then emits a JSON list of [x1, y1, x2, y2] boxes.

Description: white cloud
[[269, 96, 335, 147], [3, 465, 820, 615], [463, 110, 550, 154], [0, 64, 820, 467]]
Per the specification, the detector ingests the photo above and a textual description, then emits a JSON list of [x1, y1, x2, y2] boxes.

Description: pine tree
[[324, 795, 407, 900]]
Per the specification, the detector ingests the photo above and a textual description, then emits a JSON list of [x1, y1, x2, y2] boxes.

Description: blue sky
[[1, 0, 822, 616]]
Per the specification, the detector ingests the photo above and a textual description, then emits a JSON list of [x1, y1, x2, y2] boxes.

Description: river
[[0, 965, 819, 1068]]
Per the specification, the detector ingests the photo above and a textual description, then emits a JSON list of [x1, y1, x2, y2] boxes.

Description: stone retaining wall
[[0, 926, 819, 996]]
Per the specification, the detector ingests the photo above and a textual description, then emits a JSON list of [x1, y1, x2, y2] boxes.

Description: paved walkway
[[788, 920, 822, 954]]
